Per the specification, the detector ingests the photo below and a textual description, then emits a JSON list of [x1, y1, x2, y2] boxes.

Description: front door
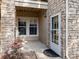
[[50, 13, 61, 56]]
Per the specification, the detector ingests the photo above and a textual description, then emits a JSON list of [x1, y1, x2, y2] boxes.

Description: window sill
[[19, 35, 39, 37]]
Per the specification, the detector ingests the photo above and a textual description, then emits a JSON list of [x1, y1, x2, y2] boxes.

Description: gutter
[[66, 0, 70, 59]]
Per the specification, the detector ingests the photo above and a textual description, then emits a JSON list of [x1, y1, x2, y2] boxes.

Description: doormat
[[43, 49, 59, 57]]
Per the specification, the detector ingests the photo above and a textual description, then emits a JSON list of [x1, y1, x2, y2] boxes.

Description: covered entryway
[[15, 6, 48, 44], [50, 13, 61, 56], [15, 7, 62, 59]]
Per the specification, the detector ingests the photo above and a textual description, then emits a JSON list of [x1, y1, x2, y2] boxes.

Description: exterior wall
[[39, 11, 48, 45], [1, 0, 79, 59], [1, 0, 15, 53], [68, 0, 79, 59], [48, 0, 66, 58]]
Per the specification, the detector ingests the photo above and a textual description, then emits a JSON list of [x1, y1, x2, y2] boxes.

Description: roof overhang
[[15, 0, 48, 9]]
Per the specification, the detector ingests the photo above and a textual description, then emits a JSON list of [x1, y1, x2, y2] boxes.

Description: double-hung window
[[18, 17, 38, 36], [29, 20, 37, 35], [18, 18, 26, 35]]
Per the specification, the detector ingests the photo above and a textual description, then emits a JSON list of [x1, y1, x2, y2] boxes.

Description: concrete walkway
[[22, 40, 62, 59]]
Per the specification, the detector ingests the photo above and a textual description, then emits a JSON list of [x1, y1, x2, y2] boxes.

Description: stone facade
[[48, 0, 79, 59], [1, 0, 79, 59], [1, 0, 15, 53], [68, 0, 79, 59], [48, 0, 66, 58]]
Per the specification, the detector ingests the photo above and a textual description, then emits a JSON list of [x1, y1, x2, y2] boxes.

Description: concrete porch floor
[[22, 40, 62, 59]]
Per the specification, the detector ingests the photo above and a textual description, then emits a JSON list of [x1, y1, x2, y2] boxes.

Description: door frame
[[50, 12, 61, 56]]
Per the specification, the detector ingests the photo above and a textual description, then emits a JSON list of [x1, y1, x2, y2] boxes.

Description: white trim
[[50, 12, 61, 56], [15, 0, 48, 5], [58, 13, 61, 55], [66, 0, 70, 59]]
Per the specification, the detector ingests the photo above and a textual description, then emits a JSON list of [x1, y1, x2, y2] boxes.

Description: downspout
[[66, 0, 70, 59]]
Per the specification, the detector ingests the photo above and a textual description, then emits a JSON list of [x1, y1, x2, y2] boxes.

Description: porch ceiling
[[16, 6, 47, 17], [16, 6, 47, 13]]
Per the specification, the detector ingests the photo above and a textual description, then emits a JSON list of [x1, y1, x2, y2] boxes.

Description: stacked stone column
[[1, 0, 15, 53]]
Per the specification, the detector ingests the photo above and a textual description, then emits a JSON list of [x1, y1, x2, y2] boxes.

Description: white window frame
[[17, 17, 39, 36], [51, 15, 59, 44]]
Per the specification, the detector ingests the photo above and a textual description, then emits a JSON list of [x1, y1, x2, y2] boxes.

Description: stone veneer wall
[[48, 0, 66, 58], [1, 0, 15, 53], [68, 0, 79, 59]]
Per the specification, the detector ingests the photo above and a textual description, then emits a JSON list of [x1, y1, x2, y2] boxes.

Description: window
[[52, 15, 59, 44], [30, 24, 37, 35], [18, 18, 26, 35], [18, 17, 38, 36], [29, 20, 37, 35]]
